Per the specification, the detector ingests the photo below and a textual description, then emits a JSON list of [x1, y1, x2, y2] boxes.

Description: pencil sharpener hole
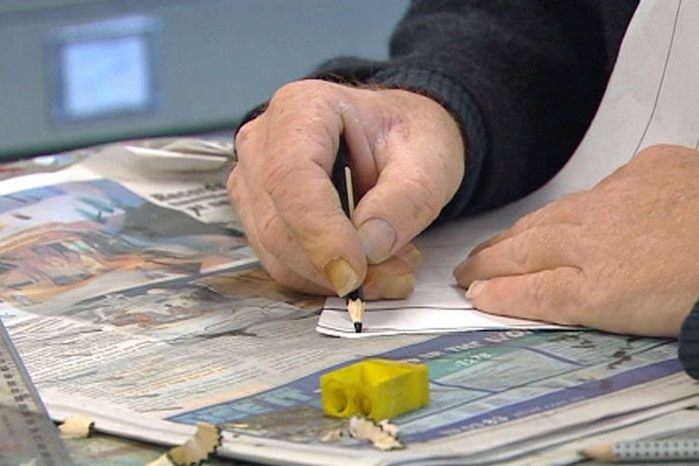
[[331, 388, 348, 415], [358, 395, 372, 416]]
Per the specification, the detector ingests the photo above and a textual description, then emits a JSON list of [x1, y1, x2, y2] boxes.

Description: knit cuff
[[371, 67, 488, 222], [234, 67, 489, 223], [679, 300, 699, 381], [235, 57, 386, 136]]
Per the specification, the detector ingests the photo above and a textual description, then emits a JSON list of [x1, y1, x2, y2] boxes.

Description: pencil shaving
[[320, 428, 345, 442], [144, 456, 174, 466], [348, 416, 404, 451], [377, 419, 400, 436], [58, 414, 94, 439], [145, 422, 222, 466]]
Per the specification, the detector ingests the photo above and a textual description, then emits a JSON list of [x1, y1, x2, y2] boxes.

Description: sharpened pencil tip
[[347, 297, 365, 333]]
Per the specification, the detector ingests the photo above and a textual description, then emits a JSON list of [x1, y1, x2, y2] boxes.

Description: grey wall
[[0, 0, 409, 159]]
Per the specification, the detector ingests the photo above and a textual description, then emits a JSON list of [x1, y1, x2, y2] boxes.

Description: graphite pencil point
[[347, 297, 365, 334]]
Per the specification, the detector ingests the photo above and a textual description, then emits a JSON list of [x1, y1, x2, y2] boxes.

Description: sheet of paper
[[319, 222, 566, 338], [318, 0, 699, 337]]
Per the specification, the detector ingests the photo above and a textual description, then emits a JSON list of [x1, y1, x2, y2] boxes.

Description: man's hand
[[455, 144, 699, 337], [229, 80, 465, 299]]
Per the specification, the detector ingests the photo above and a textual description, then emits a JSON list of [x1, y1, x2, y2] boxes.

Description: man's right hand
[[228, 79, 465, 299]]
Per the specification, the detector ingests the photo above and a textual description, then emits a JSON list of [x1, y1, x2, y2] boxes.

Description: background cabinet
[[0, 0, 408, 159]]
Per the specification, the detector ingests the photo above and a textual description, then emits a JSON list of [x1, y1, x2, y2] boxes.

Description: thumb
[[353, 98, 464, 263]]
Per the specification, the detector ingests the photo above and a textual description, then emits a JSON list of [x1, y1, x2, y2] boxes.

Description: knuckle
[[257, 212, 291, 251], [633, 147, 660, 165], [261, 167, 319, 233], [399, 171, 448, 220], [234, 119, 257, 149], [269, 81, 308, 104], [264, 261, 296, 290], [633, 143, 683, 165], [508, 235, 533, 270], [269, 80, 338, 115], [510, 208, 540, 230], [558, 191, 585, 210], [226, 167, 238, 193], [520, 272, 563, 325], [535, 271, 582, 326], [528, 274, 553, 313], [226, 170, 243, 206]]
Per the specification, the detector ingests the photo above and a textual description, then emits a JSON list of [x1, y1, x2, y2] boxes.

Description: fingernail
[[380, 273, 415, 299], [466, 280, 486, 300], [323, 257, 362, 297], [357, 218, 397, 264]]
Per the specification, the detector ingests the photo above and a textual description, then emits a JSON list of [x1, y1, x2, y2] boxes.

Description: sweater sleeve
[[679, 303, 699, 380], [309, 0, 638, 219]]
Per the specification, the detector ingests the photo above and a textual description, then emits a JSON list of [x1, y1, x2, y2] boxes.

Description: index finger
[[253, 85, 371, 296]]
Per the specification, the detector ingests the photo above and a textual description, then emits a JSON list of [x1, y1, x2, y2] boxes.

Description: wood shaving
[[348, 416, 404, 451], [145, 422, 221, 466], [58, 415, 94, 439], [320, 429, 345, 443]]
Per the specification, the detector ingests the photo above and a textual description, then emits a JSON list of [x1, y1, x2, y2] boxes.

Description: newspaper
[[0, 139, 696, 466], [515, 404, 699, 466], [3, 1, 699, 463]]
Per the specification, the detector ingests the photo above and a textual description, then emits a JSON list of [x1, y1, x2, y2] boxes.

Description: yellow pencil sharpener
[[320, 358, 429, 420]]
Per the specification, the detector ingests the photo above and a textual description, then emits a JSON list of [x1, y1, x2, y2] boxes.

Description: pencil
[[331, 138, 365, 333], [582, 438, 699, 463]]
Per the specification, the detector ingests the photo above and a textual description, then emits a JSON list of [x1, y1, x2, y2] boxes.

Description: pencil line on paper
[[633, 0, 682, 156], [323, 305, 479, 312]]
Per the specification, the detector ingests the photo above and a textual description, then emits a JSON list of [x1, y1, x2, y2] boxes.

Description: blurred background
[[0, 0, 409, 160]]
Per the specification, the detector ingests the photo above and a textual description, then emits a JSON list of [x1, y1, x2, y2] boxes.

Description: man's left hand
[[455, 144, 699, 336]]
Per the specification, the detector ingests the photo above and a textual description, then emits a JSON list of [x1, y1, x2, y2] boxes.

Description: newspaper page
[[515, 405, 699, 466], [0, 140, 696, 466]]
